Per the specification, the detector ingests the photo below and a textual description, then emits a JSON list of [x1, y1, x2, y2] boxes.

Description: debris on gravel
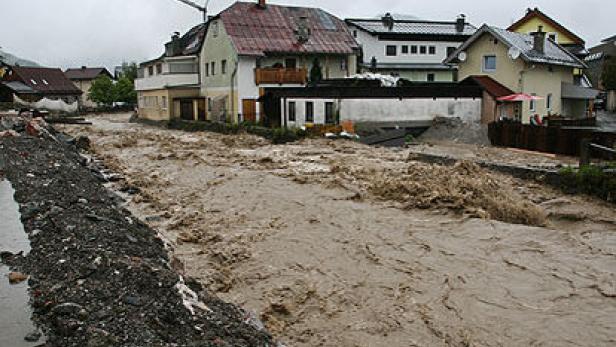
[[0, 116, 274, 346]]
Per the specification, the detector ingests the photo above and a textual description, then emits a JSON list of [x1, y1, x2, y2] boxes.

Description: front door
[[180, 100, 194, 121], [242, 99, 257, 123], [197, 99, 206, 121]]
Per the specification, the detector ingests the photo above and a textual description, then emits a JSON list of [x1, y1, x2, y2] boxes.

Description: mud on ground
[[62, 113, 616, 347]]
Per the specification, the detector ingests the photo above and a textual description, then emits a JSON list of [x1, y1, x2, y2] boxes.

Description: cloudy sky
[[0, 0, 612, 70]]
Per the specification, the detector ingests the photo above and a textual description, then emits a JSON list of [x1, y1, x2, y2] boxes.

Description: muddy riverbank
[[61, 113, 616, 346], [0, 117, 273, 346]]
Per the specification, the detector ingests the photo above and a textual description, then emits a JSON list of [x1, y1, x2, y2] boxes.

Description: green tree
[[309, 58, 323, 83], [114, 76, 137, 104], [119, 62, 138, 84], [88, 75, 115, 106], [602, 57, 616, 90]]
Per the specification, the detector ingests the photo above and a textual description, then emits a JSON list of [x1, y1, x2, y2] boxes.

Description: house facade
[[64, 67, 113, 108], [346, 13, 476, 82], [200, 0, 358, 125], [586, 35, 616, 89], [508, 7, 588, 82], [135, 23, 207, 121], [0, 66, 82, 104], [445, 25, 592, 124]]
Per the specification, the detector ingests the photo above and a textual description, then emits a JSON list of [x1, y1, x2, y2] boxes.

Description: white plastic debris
[[175, 276, 211, 315], [349, 72, 400, 87]]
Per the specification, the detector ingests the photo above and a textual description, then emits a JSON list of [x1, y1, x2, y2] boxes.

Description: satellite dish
[[508, 47, 521, 60], [458, 52, 467, 62]]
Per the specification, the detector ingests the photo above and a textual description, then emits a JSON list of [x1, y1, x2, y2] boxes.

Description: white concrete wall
[[282, 97, 482, 127]]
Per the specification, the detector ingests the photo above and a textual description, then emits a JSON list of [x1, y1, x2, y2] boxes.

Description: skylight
[[30, 79, 37, 85]]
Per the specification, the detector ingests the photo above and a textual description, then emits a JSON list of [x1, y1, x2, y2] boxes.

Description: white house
[[200, 0, 359, 125], [346, 13, 476, 82]]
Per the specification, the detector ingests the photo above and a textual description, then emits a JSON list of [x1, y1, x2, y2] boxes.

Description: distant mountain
[[0, 49, 39, 67]]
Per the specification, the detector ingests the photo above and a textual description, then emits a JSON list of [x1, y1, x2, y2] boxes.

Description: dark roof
[[346, 18, 476, 36], [180, 22, 208, 56], [445, 25, 587, 69], [602, 35, 616, 43], [64, 67, 113, 80], [8, 67, 82, 95], [461, 76, 514, 98], [140, 22, 208, 67], [507, 8, 585, 46], [1, 81, 36, 94], [218, 2, 358, 56]]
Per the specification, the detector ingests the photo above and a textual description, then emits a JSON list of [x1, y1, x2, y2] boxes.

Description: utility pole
[[172, 0, 210, 22]]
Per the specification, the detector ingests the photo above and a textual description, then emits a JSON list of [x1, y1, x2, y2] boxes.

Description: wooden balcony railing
[[255, 68, 307, 85]]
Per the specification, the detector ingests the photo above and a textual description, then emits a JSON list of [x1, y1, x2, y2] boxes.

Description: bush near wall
[[167, 119, 307, 144], [558, 165, 616, 202]]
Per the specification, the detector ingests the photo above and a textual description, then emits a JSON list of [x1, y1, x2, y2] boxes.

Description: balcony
[[135, 73, 199, 91], [255, 68, 307, 85]]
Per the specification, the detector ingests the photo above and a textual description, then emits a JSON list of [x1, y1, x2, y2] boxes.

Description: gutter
[[230, 60, 238, 123]]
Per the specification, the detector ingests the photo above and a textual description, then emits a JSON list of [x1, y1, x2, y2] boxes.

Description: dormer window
[[30, 79, 37, 85], [42, 79, 49, 85]]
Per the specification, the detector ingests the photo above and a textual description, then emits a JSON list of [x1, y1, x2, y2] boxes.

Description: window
[[447, 46, 457, 57], [483, 55, 497, 72], [427, 73, 435, 82], [386, 45, 397, 56], [305, 101, 314, 123], [288, 101, 296, 122], [420, 46, 427, 54], [285, 58, 297, 69], [221, 60, 227, 74], [148, 66, 154, 76], [401, 45, 409, 54], [156, 63, 163, 74], [340, 58, 347, 71], [42, 79, 49, 85], [211, 62, 216, 75], [548, 33, 557, 41], [428, 46, 436, 55], [207, 97, 212, 112], [325, 102, 335, 124], [161, 96, 168, 110], [30, 79, 37, 85], [353, 30, 357, 38], [212, 21, 219, 38], [546, 93, 552, 111], [205, 62, 209, 76], [411, 45, 418, 54], [143, 96, 158, 108], [530, 93, 537, 112]]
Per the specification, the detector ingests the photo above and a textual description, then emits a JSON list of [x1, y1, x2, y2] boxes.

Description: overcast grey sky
[[0, 0, 612, 71]]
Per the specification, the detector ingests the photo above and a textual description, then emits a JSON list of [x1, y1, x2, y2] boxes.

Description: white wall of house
[[135, 56, 199, 91], [282, 97, 482, 127], [349, 25, 465, 81]]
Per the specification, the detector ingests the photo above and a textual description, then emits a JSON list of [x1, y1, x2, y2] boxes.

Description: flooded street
[[0, 180, 42, 347], [62, 113, 616, 346]]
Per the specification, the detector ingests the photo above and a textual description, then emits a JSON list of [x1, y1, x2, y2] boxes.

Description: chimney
[[81, 66, 87, 70], [532, 25, 546, 54], [257, 0, 266, 9], [456, 14, 466, 33], [165, 32, 182, 57], [382, 13, 394, 31]]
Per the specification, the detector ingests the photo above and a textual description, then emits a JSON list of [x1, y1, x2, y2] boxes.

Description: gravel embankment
[[0, 117, 273, 347]]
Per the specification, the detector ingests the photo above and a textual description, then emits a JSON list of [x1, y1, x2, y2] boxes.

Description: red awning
[[497, 93, 544, 102]]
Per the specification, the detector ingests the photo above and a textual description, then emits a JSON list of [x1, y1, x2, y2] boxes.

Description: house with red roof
[[65, 67, 113, 108], [0, 66, 82, 104], [201, 0, 359, 125]]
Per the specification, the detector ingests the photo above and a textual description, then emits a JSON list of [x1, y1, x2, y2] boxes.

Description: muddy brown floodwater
[[61, 113, 616, 347]]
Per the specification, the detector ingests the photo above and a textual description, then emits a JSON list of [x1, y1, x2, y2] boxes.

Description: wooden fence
[[488, 121, 616, 157]]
